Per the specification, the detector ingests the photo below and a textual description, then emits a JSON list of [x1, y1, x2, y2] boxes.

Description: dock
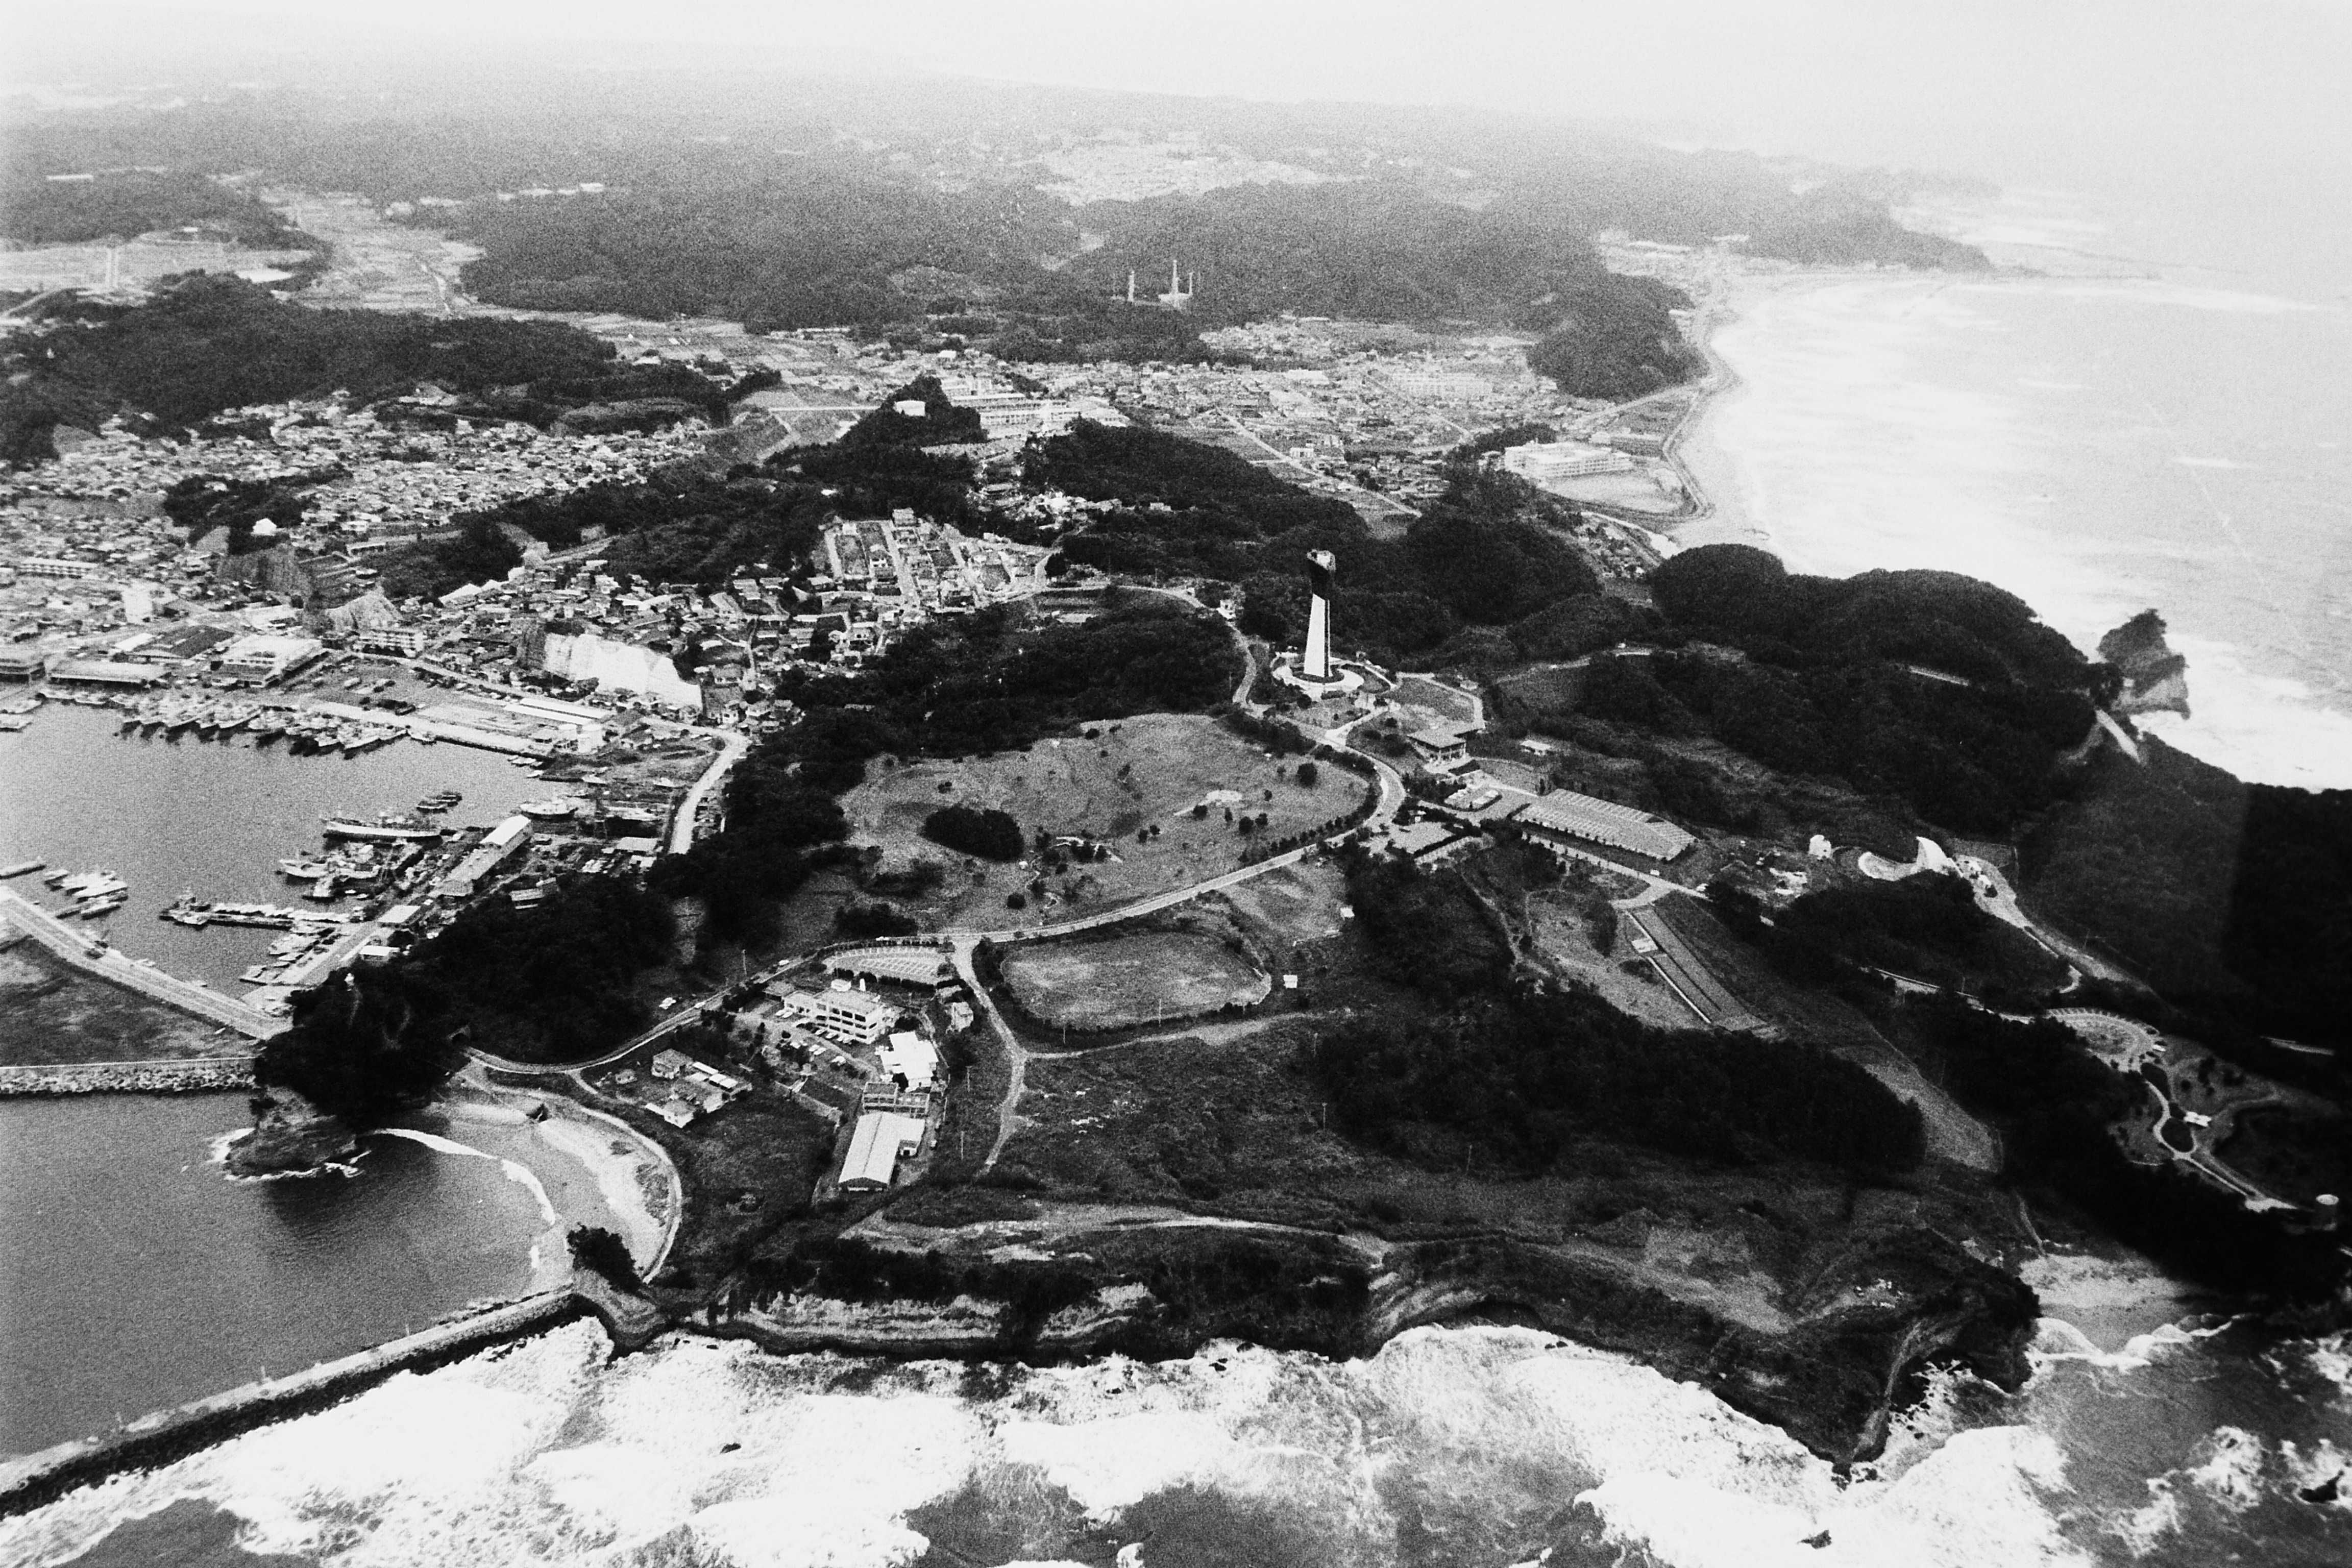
[[0, 890, 289, 1039]]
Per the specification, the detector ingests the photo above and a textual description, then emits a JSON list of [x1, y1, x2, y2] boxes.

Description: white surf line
[[377, 1128, 562, 1230]]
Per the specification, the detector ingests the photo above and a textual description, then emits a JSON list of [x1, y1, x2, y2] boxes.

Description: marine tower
[[1271, 549, 1363, 700], [1303, 550, 1337, 681]]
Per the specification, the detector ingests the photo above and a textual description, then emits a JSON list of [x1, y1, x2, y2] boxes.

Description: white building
[[877, 1030, 941, 1090], [216, 632, 325, 683], [1502, 441, 1637, 481], [839, 1111, 927, 1190], [782, 986, 897, 1045]]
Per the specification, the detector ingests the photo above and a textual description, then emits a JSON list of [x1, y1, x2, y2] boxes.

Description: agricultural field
[[839, 712, 1363, 926], [1001, 929, 1270, 1031]]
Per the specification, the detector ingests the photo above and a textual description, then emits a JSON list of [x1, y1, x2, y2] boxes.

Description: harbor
[[0, 704, 558, 992]]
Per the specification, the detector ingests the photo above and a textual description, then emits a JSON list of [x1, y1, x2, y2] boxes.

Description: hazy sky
[[9, 0, 2350, 187]]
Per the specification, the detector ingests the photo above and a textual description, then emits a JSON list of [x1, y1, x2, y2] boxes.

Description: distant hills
[[2, 79, 1986, 396]]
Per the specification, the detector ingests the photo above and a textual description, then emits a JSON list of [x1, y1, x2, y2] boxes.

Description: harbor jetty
[[0, 890, 288, 1039], [0, 1290, 584, 1518], [0, 1056, 255, 1097]]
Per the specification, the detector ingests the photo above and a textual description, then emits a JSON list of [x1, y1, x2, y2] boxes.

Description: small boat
[[320, 817, 446, 843], [0, 860, 44, 878], [518, 796, 586, 821], [278, 859, 332, 879], [305, 876, 339, 902], [43, 868, 75, 888], [79, 895, 126, 919]]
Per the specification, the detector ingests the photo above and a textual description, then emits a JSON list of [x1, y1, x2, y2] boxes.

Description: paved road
[[671, 731, 750, 853]]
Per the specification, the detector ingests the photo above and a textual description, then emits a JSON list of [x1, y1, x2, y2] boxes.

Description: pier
[[0, 890, 289, 1039]]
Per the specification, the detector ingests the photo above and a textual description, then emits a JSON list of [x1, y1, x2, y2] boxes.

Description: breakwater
[[0, 1290, 583, 1518], [0, 1057, 254, 1097]]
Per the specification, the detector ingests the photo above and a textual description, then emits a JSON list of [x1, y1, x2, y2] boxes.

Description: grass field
[[840, 712, 1358, 926], [1001, 930, 1270, 1030], [0, 943, 233, 1066]]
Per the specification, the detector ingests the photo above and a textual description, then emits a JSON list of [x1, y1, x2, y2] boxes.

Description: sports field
[[1000, 930, 1270, 1030]]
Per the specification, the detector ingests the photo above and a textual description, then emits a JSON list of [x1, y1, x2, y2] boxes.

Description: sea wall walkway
[[0, 891, 287, 1039]]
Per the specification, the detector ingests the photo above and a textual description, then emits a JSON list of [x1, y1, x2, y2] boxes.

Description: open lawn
[[840, 712, 1360, 926], [1001, 929, 1270, 1030]]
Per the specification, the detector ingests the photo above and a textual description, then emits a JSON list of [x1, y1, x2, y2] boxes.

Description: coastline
[[1660, 259, 2352, 790]]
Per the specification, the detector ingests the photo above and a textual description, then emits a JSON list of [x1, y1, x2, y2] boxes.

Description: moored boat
[[0, 860, 44, 878]]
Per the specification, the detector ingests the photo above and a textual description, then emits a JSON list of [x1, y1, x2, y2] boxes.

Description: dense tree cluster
[[1892, 997, 2344, 1298], [251, 965, 470, 1122], [1031, 424, 1605, 668], [1708, 873, 2070, 1010], [255, 874, 677, 1106], [0, 276, 723, 464], [2026, 737, 2352, 1047], [838, 374, 985, 449], [1340, 850, 1512, 1002], [0, 167, 321, 249], [1491, 545, 2105, 835], [922, 804, 1025, 862], [162, 472, 324, 553], [1650, 545, 2090, 689], [1310, 984, 1925, 1177]]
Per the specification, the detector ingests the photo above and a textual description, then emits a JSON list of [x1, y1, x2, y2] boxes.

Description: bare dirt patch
[[1001, 930, 1269, 1030]]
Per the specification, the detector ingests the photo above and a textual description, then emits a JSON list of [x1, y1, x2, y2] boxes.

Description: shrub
[[922, 803, 1024, 862]]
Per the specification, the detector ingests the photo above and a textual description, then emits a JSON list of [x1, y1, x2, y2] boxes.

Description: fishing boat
[[305, 875, 339, 902], [278, 858, 333, 879], [42, 868, 75, 889], [320, 816, 447, 844], [0, 860, 44, 879], [79, 895, 126, 919], [518, 796, 587, 821]]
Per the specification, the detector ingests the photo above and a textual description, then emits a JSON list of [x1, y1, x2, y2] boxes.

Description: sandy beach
[[437, 1077, 680, 1275]]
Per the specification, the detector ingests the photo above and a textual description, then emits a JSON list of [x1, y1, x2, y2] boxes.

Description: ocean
[[2, 1316, 2345, 1567], [1677, 185, 2352, 789]]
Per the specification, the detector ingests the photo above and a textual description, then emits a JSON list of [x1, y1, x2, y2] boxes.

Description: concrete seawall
[[0, 1057, 254, 1097], [0, 1290, 582, 1518]]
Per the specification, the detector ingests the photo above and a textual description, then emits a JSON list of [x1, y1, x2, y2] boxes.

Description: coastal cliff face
[[223, 1086, 357, 1177], [2100, 608, 2192, 718], [709, 1209, 2039, 1466]]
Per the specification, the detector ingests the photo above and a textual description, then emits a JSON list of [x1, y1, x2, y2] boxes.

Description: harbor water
[[0, 704, 554, 991], [0, 1092, 647, 1462]]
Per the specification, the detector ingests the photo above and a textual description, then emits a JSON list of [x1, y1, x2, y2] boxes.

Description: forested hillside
[[0, 166, 323, 250], [0, 275, 725, 463]]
